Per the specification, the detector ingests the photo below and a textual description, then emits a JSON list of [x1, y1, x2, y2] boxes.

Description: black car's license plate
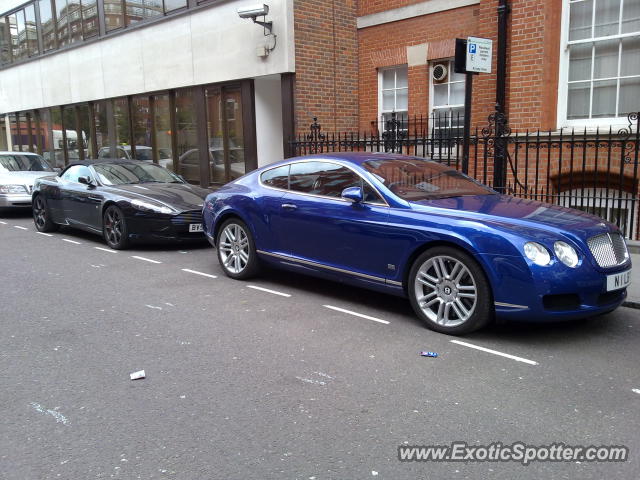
[[189, 223, 204, 233]]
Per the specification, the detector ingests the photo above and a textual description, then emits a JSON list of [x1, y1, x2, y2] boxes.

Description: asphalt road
[[1, 210, 639, 480]]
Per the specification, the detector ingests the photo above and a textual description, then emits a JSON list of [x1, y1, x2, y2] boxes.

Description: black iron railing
[[289, 112, 640, 240]]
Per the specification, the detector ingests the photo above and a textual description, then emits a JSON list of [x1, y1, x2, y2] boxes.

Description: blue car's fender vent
[[171, 210, 203, 225], [587, 232, 629, 268]]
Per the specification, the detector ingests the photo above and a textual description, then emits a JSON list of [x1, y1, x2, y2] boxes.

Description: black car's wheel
[[216, 218, 260, 279], [103, 205, 129, 250], [32, 195, 59, 232], [408, 246, 492, 335]]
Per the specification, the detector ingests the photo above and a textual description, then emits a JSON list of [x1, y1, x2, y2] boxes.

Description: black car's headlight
[[0, 185, 28, 194], [554, 241, 579, 268], [131, 199, 173, 214], [523, 241, 551, 266]]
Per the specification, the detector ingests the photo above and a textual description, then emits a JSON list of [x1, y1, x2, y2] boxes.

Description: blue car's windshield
[[363, 157, 495, 201]]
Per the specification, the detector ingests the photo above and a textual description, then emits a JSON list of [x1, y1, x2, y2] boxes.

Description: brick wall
[[293, 0, 359, 135], [357, 5, 479, 131]]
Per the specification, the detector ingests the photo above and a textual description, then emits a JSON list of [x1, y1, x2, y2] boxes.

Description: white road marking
[[37, 232, 53, 237], [131, 255, 162, 264], [62, 238, 81, 245], [29, 402, 69, 425], [450, 340, 539, 366], [295, 377, 326, 386], [632, 388, 640, 395], [181, 268, 217, 279], [145, 305, 162, 310], [323, 305, 390, 325], [0, 220, 7, 224], [247, 285, 292, 297], [95, 247, 117, 253], [314, 372, 334, 379], [14, 225, 28, 230]]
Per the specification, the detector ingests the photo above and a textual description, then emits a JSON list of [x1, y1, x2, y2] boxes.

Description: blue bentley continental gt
[[202, 153, 632, 335]]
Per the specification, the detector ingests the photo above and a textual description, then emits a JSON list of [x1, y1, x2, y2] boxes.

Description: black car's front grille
[[171, 210, 203, 225]]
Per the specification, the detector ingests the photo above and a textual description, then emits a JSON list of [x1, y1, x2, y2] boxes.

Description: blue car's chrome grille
[[171, 210, 203, 225], [587, 232, 629, 268]]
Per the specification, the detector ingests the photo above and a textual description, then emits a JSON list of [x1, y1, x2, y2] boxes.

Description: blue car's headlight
[[524, 242, 551, 266], [554, 241, 579, 268]]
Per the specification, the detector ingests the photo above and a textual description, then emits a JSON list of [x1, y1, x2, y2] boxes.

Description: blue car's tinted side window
[[261, 165, 289, 189], [290, 161, 361, 198]]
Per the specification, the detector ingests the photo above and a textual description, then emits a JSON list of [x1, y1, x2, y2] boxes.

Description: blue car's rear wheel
[[408, 246, 492, 335], [216, 218, 260, 279]]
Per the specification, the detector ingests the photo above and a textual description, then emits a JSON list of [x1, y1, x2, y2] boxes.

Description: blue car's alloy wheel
[[409, 246, 492, 335], [216, 218, 260, 279]]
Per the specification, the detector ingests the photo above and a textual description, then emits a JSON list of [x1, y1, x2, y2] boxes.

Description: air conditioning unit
[[432, 63, 448, 82]]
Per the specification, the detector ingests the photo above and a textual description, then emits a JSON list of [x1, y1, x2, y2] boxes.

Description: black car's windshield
[[0, 154, 53, 173], [362, 157, 495, 201], [93, 163, 183, 185]]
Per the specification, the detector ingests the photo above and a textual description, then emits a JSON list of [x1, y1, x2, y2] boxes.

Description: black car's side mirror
[[341, 186, 364, 204], [78, 176, 95, 188]]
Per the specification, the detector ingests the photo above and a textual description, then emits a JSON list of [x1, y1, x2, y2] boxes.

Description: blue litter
[[420, 351, 438, 358]]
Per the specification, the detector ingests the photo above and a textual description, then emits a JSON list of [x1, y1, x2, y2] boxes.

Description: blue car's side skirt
[[256, 249, 406, 296]]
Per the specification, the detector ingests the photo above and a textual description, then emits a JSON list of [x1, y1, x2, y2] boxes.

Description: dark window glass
[[77, 104, 93, 158], [24, 5, 39, 56], [55, 0, 70, 46], [61, 164, 92, 182], [62, 106, 81, 162], [261, 165, 289, 189], [0, 16, 11, 64], [175, 89, 199, 184], [15, 10, 28, 61], [38, 109, 58, 167], [40, 0, 56, 51], [67, 0, 82, 43], [164, 0, 186, 13], [289, 161, 362, 198], [104, 0, 124, 31], [93, 101, 111, 154], [113, 97, 131, 150], [18, 112, 29, 151], [131, 96, 153, 161], [153, 94, 173, 171], [81, 0, 98, 38], [126, 0, 162, 26], [7, 13, 19, 61]]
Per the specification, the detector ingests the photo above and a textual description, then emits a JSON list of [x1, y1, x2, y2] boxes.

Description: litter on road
[[420, 351, 438, 358], [130, 370, 146, 380]]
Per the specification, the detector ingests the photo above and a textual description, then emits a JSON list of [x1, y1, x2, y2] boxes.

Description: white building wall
[[254, 74, 284, 167], [0, 0, 294, 113]]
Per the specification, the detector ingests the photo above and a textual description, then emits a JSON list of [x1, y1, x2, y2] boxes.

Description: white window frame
[[428, 58, 466, 138], [558, 0, 640, 129], [378, 65, 408, 131]]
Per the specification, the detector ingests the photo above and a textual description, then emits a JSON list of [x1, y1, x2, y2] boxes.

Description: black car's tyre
[[32, 195, 59, 232], [216, 218, 260, 280], [408, 246, 492, 335], [103, 205, 129, 250]]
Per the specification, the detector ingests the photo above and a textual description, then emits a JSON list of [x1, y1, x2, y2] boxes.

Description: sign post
[[455, 36, 493, 175]]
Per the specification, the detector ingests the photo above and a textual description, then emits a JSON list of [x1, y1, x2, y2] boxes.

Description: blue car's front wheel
[[216, 218, 260, 280], [408, 246, 492, 335]]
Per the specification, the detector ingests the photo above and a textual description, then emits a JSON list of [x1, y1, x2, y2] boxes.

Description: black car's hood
[[102, 183, 210, 211]]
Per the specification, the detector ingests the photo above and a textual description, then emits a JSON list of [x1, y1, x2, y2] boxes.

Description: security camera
[[237, 4, 269, 19]]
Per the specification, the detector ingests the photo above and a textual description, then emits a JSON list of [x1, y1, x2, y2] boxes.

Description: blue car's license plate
[[606, 269, 631, 291]]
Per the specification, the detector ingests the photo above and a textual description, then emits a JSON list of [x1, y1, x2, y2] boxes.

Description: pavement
[[625, 241, 640, 307], [1, 210, 640, 480]]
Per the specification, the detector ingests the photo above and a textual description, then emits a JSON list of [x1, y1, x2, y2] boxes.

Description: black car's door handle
[[281, 203, 297, 210]]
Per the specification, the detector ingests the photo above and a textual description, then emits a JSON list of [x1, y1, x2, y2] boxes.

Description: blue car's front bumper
[[480, 252, 630, 322]]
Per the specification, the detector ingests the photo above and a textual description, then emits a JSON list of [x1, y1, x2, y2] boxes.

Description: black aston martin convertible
[[31, 159, 211, 249]]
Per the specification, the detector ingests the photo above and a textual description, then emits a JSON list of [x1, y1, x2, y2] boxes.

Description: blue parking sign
[[469, 43, 477, 54]]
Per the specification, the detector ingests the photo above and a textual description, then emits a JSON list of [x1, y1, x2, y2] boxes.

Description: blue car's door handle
[[281, 203, 297, 210]]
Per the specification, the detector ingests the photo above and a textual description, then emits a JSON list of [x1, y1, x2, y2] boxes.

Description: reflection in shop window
[[81, 0, 98, 38], [153, 94, 173, 171], [24, 5, 39, 56], [0, 16, 10, 64], [39, 0, 56, 51], [175, 89, 200, 184], [126, 0, 162, 25], [104, 0, 124, 31], [113, 97, 131, 156], [164, 0, 187, 13], [39, 109, 57, 167], [132, 96, 153, 161], [93, 100, 111, 158]]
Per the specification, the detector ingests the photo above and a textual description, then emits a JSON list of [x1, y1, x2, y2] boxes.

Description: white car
[[0, 152, 56, 209]]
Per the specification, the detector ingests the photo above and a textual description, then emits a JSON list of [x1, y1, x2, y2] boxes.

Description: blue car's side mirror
[[341, 186, 363, 203]]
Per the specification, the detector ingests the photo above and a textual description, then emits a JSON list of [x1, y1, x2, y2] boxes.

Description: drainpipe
[[493, 0, 510, 192]]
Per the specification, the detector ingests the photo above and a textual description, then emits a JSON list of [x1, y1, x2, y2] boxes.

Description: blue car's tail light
[[524, 242, 551, 266]]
